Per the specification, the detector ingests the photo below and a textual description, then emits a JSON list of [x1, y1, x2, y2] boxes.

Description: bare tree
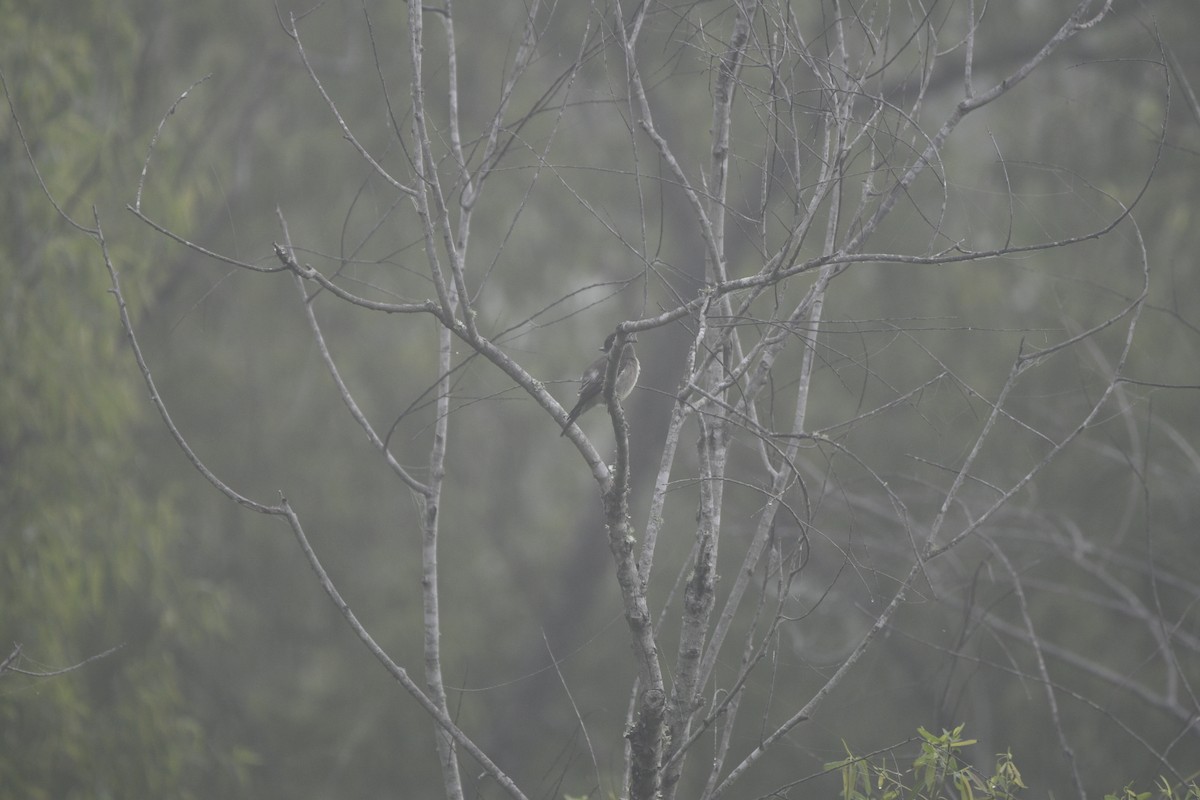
[[44, 0, 1197, 798]]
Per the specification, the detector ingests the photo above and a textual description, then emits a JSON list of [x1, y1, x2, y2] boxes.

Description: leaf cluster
[[829, 726, 1199, 800]]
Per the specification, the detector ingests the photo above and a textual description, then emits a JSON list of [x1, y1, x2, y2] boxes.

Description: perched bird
[[561, 332, 640, 435]]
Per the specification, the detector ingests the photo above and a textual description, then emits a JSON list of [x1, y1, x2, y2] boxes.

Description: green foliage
[[826, 726, 1024, 800], [0, 0, 237, 797], [1105, 779, 1200, 800], [829, 727, 1200, 800]]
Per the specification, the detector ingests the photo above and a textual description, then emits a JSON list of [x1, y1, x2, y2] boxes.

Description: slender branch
[[284, 9, 416, 198], [843, 0, 1115, 256], [1, 643, 124, 678], [94, 208, 524, 799], [406, 1, 475, 341], [96, 211, 281, 515], [277, 499, 526, 800], [276, 216, 430, 495], [985, 541, 1086, 800], [135, 74, 213, 213], [0, 66, 97, 234], [615, 0, 723, 279]]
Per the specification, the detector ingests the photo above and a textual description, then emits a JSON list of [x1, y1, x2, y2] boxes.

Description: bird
[[561, 332, 640, 436]]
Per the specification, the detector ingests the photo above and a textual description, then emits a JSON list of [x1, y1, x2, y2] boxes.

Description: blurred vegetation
[[2, 1, 1200, 798], [0, 0, 238, 796]]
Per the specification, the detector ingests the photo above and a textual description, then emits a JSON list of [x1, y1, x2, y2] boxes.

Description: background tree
[[7, 1, 1200, 798], [0, 1, 252, 796]]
